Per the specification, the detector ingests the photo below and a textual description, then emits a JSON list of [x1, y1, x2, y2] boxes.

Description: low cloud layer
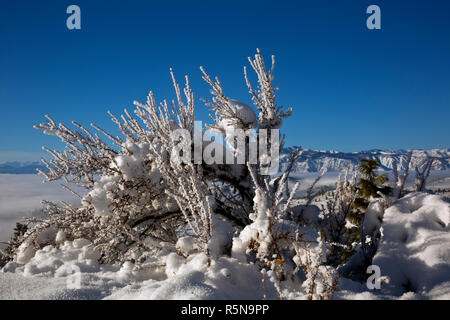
[[0, 174, 82, 243]]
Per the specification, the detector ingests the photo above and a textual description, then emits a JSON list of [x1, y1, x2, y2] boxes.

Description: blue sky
[[1, 0, 449, 161]]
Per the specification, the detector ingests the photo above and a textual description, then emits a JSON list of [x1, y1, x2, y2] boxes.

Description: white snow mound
[[373, 192, 450, 298]]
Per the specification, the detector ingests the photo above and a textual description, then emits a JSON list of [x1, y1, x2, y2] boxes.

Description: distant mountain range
[[1, 148, 449, 174], [0, 161, 46, 174], [280, 148, 450, 173]]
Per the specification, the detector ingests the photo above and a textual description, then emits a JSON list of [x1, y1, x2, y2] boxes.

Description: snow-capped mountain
[[280, 148, 450, 173], [1, 148, 449, 174], [0, 161, 46, 174]]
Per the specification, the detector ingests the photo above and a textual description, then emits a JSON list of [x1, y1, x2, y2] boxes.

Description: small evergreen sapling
[[343, 159, 392, 263], [0, 222, 28, 266]]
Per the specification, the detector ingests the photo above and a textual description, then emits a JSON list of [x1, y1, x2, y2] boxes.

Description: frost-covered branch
[[415, 157, 434, 192], [244, 49, 292, 130], [321, 169, 358, 266], [392, 152, 412, 199], [34, 116, 121, 188]]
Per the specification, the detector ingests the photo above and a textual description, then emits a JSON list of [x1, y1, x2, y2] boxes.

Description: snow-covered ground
[[1, 191, 449, 300], [371, 192, 450, 299]]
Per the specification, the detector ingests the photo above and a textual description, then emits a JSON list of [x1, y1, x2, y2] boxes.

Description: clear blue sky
[[1, 0, 449, 161]]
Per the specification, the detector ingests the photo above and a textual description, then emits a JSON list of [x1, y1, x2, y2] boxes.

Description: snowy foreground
[[1, 191, 449, 300]]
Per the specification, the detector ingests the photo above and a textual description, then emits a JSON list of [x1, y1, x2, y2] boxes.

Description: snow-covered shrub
[[321, 161, 394, 277], [7, 50, 297, 268], [5, 50, 341, 300], [1, 222, 28, 266], [293, 238, 339, 300], [3, 50, 342, 299], [232, 149, 338, 299], [321, 170, 358, 267]]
